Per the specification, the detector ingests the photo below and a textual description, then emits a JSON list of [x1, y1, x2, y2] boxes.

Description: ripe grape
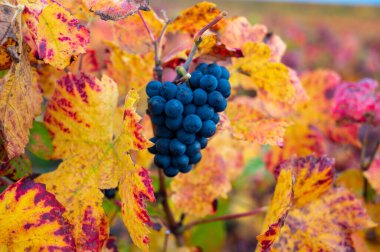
[[148, 96, 166, 115], [164, 167, 179, 177], [196, 104, 214, 121], [156, 138, 171, 154], [189, 71, 203, 89], [184, 103, 197, 115], [193, 88, 208, 106], [200, 74, 218, 92], [172, 155, 189, 169], [146, 81, 162, 98], [200, 120, 216, 137], [205, 63, 222, 79], [216, 79, 231, 98], [169, 139, 186, 156], [177, 129, 196, 145], [160, 82, 177, 100], [176, 84, 193, 104], [220, 66, 230, 80], [186, 141, 201, 156], [183, 114, 202, 133], [165, 116, 183, 130], [189, 152, 202, 164], [197, 137, 208, 149], [165, 99, 183, 117], [154, 154, 171, 168]]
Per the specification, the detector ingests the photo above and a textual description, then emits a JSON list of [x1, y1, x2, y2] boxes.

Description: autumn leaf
[[0, 178, 75, 251], [22, 1, 90, 69], [171, 147, 231, 217], [256, 168, 294, 252], [168, 1, 222, 36], [196, 33, 243, 60], [87, 0, 149, 21], [0, 47, 42, 159], [27, 121, 54, 160], [226, 97, 293, 146], [0, 141, 32, 180], [364, 154, 380, 194]]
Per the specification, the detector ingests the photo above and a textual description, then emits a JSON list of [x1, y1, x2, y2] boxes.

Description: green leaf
[[27, 121, 53, 160]]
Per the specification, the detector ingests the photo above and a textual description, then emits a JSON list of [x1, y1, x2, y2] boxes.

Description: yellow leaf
[[168, 1, 222, 36], [22, 2, 90, 69], [0, 47, 42, 159], [171, 147, 231, 217], [226, 97, 293, 146], [0, 178, 75, 251], [256, 168, 294, 252]]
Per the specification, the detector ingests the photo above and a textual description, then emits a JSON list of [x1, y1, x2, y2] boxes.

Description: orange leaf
[[0, 178, 75, 251], [256, 168, 294, 252], [86, 0, 149, 20], [364, 155, 380, 194], [171, 147, 231, 217], [0, 47, 42, 159]]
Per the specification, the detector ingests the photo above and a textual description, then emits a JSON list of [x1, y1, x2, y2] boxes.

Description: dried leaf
[[87, 0, 149, 20], [0, 178, 75, 251]]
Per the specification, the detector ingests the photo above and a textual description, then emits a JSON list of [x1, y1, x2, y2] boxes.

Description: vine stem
[[138, 10, 156, 43], [182, 11, 227, 72], [179, 206, 268, 232]]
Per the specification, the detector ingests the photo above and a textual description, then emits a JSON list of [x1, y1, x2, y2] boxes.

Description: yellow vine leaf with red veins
[[260, 155, 376, 251], [36, 73, 153, 250], [171, 148, 231, 217], [105, 41, 154, 95], [21, 0, 90, 69], [168, 1, 223, 36], [0, 48, 42, 159], [86, 0, 149, 21], [256, 168, 294, 252], [226, 97, 293, 146], [0, 178, 75, 251]]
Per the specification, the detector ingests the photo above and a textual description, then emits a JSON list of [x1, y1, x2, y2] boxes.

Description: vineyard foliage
[[0, 0, 379, 251]]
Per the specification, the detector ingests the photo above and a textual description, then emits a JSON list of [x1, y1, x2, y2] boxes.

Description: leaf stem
[[179, 206, 268, 232], [138, 10, 156, 43]]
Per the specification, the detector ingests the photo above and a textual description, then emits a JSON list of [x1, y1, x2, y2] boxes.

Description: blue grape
[[220, 66, 230, 79], [154, 154, 171, 168], [164, 167, 179, 177], [172, 155, 189, 169], [164, 99, 184, 117], [189, 152, 202, 164], [169, 139, 186, 156], [148, 96, 166, 115], [183, 114, 202, 133], [197, 137, 208, 149], [189, 71, 203, 89], [155, 126, 174, 138], [200, 74, 218, 92], [196, 63, 208, 73], [146, 81, 162, 97], [186, 141, 201, 156], [165, 116, 183, 130], [196, 104, 214, 121], [205, 63, 222, 79], [212, 113, 220, 124], [184, 103, 197, 116], [160, 82, 177, 100], [176, 84, 193, 104], [156, 138, 171, 154], [216, 79, 231, 98], [200, 120, 216, 137], [213, 97, 227, 112], [151, 114, 165, 126], [179, 165, 192, 173], [177, 129, 196, 145], [193, 88, 208, 106], [148, 137, 158, 154]]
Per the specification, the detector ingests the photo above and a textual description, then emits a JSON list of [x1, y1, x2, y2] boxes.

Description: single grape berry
[[196, 104, 214, 121], [216, 79, 231, 98], [146, 81, 162, 98], [172, 155, 189, 170], [196, 63, 208, 73], [165, 116, 183, 130], [160, 82, 177, 100], [200, 120, 216, 137], [208, 91, 224, 108], [169, 139, 186, 156], [151, 114, 165, 126], [176, 84, 193, 104], [189, 152, 202, 164], [212, 113, 220, 124], [200, 74, 218, 92], [184, 103, 197, 116], [148, 137, 158, 154], [213, 97, 227, 112], [183, 114, 202, 133], [156, 138, 171, 155], [177, 129, 196, 145], [179, 165, 192, 173], [186, 141, 201, 156], [220, 66, 230, 79], [155, 126, 174, 138], [189, 71, 203, 89], [154, 154, 171, 168], [148, 96, 166, 115], [164, 167, 179, 177], [197, 137, 208, 149], [104, 188, 117, 199], [205, 63, 222, 79], [193, 88, 208, 106], [165, 99, 184, 117]]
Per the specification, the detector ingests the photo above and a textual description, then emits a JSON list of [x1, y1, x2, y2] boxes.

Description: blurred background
[[152, 0, 380, 81]]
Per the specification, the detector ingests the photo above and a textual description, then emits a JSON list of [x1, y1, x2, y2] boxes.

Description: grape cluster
[[146, 63, 231, 177]]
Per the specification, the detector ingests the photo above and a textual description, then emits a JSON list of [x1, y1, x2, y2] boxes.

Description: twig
[[163, 229, 170, 252], [138, 10, 155, 43], [182, 11, 227, 71], [179, 206, 268, 232], [0, 176, 13, 186]]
